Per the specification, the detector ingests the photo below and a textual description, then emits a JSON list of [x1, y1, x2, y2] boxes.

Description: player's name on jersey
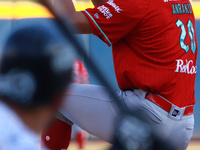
[[172, 3, 192, 15]]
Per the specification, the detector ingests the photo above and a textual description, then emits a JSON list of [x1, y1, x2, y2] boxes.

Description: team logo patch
[[94, 13, 99, 19]]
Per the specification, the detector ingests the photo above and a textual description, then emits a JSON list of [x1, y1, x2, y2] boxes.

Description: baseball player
[[0, 22, 74, 149], [42, 0, 198, 149]]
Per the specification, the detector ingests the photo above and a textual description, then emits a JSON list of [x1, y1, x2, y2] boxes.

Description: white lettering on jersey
[[164, 0, 179, 2], [174, 59, 197, 74], [97, 5, 113, 19], [107, 0, 123, 13]]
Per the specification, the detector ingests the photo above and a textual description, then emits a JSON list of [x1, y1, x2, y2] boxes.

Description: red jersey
[[82, 0, 198, 107], [73, 59, 89, 84]]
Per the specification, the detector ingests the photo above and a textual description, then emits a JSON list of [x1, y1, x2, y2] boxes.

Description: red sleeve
[[82, 0, 149, 46]]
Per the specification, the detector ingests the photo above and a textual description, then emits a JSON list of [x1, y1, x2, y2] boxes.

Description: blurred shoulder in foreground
[[0, 20, 75, 150]]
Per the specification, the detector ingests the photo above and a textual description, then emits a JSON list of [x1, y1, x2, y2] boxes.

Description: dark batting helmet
[[0, 22, 74, 108]]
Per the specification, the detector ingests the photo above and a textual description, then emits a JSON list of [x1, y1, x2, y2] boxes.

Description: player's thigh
[[131, 92, 194, 150], [169, 115, 194, 150], [59, 84, 118, 142]]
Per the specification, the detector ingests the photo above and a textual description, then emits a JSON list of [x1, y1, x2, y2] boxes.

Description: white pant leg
[[124, 89, 194, 150], [60, 84, 194, 149], [59, 84, 120, 142]]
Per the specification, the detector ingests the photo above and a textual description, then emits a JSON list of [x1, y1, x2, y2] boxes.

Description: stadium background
[[0, 1, 199, 149]]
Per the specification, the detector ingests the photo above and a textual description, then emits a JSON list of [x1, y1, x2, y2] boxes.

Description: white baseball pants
[[59, 84, 194, 150]]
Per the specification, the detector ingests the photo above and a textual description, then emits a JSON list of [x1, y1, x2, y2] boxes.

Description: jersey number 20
[[176, 19, 196, 54]]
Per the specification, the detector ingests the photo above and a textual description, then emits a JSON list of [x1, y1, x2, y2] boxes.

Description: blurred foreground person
[[0, 22, 74, 150]]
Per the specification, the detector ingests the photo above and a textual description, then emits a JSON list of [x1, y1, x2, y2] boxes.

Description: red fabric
[[76, 131, 86, 149], [41, 118, 72, 150], [82, 0, 198, 107], [145, 92, 194, 115], [73, 59, 89, 84]]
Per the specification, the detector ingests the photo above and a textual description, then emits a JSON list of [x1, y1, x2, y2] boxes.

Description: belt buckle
[[168, 104, 185, 121]]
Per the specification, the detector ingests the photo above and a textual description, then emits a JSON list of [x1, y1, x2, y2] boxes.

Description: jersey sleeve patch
[[82, 0, 149, 45]]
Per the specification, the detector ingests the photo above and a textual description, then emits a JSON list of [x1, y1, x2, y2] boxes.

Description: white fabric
[[0, 101, 40, 150], [60, 84, 194, 150]]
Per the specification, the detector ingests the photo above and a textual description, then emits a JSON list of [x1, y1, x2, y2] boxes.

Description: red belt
[[145, 92, 194, 116]]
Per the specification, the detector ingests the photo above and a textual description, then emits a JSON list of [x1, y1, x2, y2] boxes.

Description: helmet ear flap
[[0, 70, 36, 105]]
